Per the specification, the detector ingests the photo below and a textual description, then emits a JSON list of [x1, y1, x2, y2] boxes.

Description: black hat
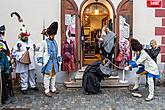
[[131, 38, 143, 51], [46, 22, 58, 36], [0, 25, 5, 34]]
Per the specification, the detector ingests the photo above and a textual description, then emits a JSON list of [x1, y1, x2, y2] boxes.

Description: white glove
[[138, 65, 143, 69], [37, 63, 42, 66], [124, 66, 130, 71]]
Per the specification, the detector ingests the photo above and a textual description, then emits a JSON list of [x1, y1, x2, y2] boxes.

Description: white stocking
[[147, 77, 154, 99], [50, 75, 56, 92], [133, 74, 140, 90], [44, 74, 51, 94]]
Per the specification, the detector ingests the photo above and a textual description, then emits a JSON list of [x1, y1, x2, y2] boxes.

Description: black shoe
[[145, 83, 149, 88], [30, 87, 39, 91], [130, 88, 139, 91], [21, 90, 27, 94], [51, 90, 59, 94], [155, 81, 161, 86]]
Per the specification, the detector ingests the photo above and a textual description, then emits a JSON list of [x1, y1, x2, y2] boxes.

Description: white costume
[[129, 50, 160, 101], [13, 39, 36, 90]]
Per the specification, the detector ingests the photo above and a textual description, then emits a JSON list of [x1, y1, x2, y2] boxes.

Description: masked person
[[40, 22, 59, 97], [12, 12, 38, 94], [125, 38, 160, 101]]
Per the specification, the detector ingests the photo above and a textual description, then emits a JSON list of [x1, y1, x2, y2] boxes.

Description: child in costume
[[125, 38, 160, 101]]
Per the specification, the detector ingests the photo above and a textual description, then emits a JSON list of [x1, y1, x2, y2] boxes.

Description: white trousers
[[134, 75, 154, 98], [147, 77, 154, 99], [43, 74, 56, 94], [20, 69, 36, 90]]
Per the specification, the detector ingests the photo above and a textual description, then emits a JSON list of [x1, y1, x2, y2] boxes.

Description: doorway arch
[[79, 0, 116, 66], [80, 0, 116, 32]]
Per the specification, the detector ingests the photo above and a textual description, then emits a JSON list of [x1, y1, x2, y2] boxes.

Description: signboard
[[119, 16, 130, 40], [147, 0, 161, 7]]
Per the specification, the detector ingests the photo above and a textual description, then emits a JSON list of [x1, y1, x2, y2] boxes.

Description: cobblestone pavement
[[1, 83, 165, 110]]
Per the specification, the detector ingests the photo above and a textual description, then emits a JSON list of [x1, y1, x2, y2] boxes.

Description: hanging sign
[[147, 0, 162, 7]]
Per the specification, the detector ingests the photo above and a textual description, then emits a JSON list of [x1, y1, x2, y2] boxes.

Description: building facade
[[1, 0, 164, 83]]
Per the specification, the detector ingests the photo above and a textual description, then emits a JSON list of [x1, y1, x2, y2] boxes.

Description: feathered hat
[[11, 12, 30, 37], [46, 21, 58, 36], [0, 25, 5, 35]]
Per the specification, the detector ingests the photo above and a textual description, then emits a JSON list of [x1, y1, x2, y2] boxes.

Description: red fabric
[[62, 40, 75, 72], [116, 52, 123, 62], [19, 32, 30, 37]]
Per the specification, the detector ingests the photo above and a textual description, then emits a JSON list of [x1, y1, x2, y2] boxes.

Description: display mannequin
[[62, 29, 75, 84], [67, 16, 75, 37]]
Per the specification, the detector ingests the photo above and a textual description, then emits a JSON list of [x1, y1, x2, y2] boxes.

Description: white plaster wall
[[0, 0, 61, 55], [133, 0, 162, 63]]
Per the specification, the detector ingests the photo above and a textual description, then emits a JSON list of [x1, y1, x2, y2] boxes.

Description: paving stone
[[0, 83, 165, 110]]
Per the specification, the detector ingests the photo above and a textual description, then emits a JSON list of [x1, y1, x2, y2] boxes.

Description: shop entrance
[[61, 0, 133, 68], [80, 0, 115, 66]]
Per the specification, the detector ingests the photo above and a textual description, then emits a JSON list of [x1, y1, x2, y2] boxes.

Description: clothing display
[[67, 24, 75, 37], [117, 38, 130, 67], [62, 40, 75, 72]]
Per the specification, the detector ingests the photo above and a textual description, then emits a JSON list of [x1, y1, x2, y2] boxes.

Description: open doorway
[[80, 1, 115, 65]]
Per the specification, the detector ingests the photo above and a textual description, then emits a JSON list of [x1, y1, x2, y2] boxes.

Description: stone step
[[75, 73, 120, 80], [78, 66, 87, 72], [64, 81, 129, 88], [65, 77, 129, 88], [77, 67, 119, 80], [75, 79, 119, 85]]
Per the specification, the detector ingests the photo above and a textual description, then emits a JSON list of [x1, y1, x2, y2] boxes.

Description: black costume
[[82, 61, 112, 94]]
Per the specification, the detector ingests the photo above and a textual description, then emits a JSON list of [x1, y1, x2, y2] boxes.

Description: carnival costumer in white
[[11, 12, 38, 94], [125, 38, 160, 101]]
